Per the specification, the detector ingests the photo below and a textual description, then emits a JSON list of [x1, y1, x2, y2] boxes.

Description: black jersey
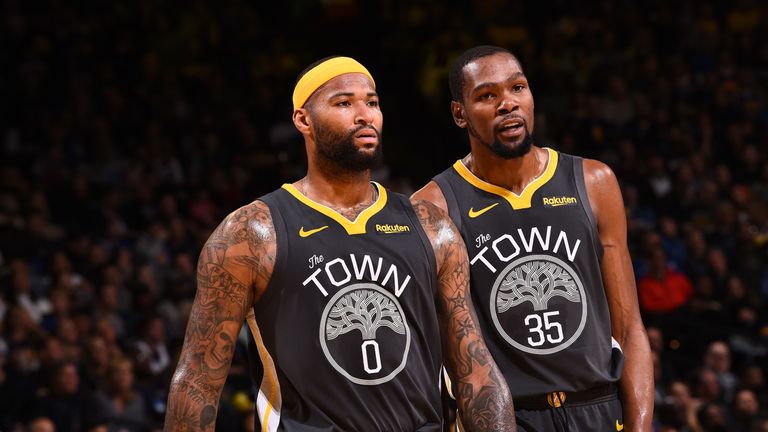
[[248, 182, 443, 432], [434, 148, 623, 398]]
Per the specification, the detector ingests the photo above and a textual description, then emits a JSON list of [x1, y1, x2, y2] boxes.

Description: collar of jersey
[[281, 181, 387, 235], [453, 147, 558, 210]]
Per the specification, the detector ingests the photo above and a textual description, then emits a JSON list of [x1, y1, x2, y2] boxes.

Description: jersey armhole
[[573, 157, 604, 258], [254, 197, 288, 311], [433, 175, 462, 232]]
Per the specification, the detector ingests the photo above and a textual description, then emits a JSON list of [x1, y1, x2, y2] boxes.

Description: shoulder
[[204, 200, 277, 294], [410, 198, 451, 231], [581, 158, 619, 190], [208, 199, 275, 251], [409, 198, 462, 256], [410, 181, 448, 213], [580, 157, 626, 227]]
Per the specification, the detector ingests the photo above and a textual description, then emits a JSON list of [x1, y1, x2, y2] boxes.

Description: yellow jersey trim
[[453, 148, 558, 210], [282, 182, 387, 235], [246, 310, 281, 432]]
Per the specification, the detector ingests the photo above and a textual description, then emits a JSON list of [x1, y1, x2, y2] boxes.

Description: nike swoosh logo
[[468, 202, 499, 218], [616, 420, 624, 431], [299, 225, 329, 238]]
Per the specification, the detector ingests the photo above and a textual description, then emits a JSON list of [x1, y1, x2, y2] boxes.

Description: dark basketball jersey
[[248, 182, 443, 432], [434, 148, 624, 398]]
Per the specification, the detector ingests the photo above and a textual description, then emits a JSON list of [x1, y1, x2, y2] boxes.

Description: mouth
[[497, 117, 525, 138], [354, 127, 379, 146]]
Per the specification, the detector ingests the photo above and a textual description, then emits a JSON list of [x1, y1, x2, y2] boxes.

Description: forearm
[[165, 366, 223, 431], [444, 292, 515, 432], [618, 325, 654, 432], [453, 338, 516, 432]]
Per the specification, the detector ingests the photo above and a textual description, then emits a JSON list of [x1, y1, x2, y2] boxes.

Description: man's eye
[[368, 100, 379, 107], [480, 93, 495, 100], [513, 84, 525, 92], [336, 101, 351, 107]]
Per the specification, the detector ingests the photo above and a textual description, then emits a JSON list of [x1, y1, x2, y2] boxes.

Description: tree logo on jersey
[[496, 261, 581, 312], [320, 283, 411, 385], [490, 254, 587, 355]]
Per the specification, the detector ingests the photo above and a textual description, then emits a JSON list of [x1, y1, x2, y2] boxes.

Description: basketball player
[[412, 46, 653, 431], [164, 56, 516, 431]]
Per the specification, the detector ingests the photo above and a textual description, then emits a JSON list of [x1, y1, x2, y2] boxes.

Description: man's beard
[[314, 123, 383, 172], [489, 124, 534, 159]]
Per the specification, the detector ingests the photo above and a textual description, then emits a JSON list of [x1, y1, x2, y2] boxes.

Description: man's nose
[[355, 103, 375, 125], [497, 94, 519, 115]]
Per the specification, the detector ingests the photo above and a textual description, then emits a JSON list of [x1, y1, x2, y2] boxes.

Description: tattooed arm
[[165, 201, 275, 431], [412, 199, 516, 432]]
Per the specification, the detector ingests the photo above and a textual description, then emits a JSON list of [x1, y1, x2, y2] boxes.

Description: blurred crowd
[[1, 0, 768, 431]]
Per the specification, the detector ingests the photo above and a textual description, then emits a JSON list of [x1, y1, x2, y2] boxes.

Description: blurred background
[[1, 0, 767, 431]]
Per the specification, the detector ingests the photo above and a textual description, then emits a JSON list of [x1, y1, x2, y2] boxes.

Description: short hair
[[448, 45, 521, 103]]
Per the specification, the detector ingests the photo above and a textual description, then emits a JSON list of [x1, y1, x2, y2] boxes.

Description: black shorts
[[442, 374, 623, 432], [515, 393, 624, 432]]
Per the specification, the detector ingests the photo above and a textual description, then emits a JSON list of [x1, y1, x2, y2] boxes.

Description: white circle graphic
[[319, 283, 411, 385], [489, 254, 587, 355]]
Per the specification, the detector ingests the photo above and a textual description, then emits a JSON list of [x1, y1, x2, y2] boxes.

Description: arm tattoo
[[412, 200, 516, 432], [165, 201, 275, 431]]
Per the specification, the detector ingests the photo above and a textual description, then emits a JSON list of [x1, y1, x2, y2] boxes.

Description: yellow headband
[[292, 57, 375, 110]]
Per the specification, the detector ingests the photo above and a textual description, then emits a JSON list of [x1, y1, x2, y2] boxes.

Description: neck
[[300, 165, 375, 208], [464, 144, 548, 194]]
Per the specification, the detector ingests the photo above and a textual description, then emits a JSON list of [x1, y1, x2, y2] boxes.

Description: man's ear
[[451, 101, 467, 129], [292, 108, 311, 135]]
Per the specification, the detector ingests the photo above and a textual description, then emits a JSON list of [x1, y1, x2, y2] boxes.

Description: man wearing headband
[[165, 56, 517, 431]]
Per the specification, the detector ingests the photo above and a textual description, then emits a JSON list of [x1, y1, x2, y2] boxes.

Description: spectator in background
[[93, 316, 124, 360], [698, 402, 728, 432], [665, 380, 701, 432], [28, 417, 56, 432], [92, 357, 150, 432], [3, 304, 46, 349], [740, 365, 767, 407], [132, 315, 170, 383], [694, 368, 723, 406], [730, 388, 760, 431], [9, 260, 52, 324], [80, 335, 111, 392], [34, 336, 67, 391], [93, 283, 126, 338], [659, 216, 687, 270], [41, 286, 72, 334], [638, 247, 694, 314], [704, 341, 738, 404], [56, 317, 81, 362], [683, 227, 711, 280], [36, 362, 96, 432]]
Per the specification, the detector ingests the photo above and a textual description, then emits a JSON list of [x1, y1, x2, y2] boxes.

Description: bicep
[[184, 242, 254, 381]]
